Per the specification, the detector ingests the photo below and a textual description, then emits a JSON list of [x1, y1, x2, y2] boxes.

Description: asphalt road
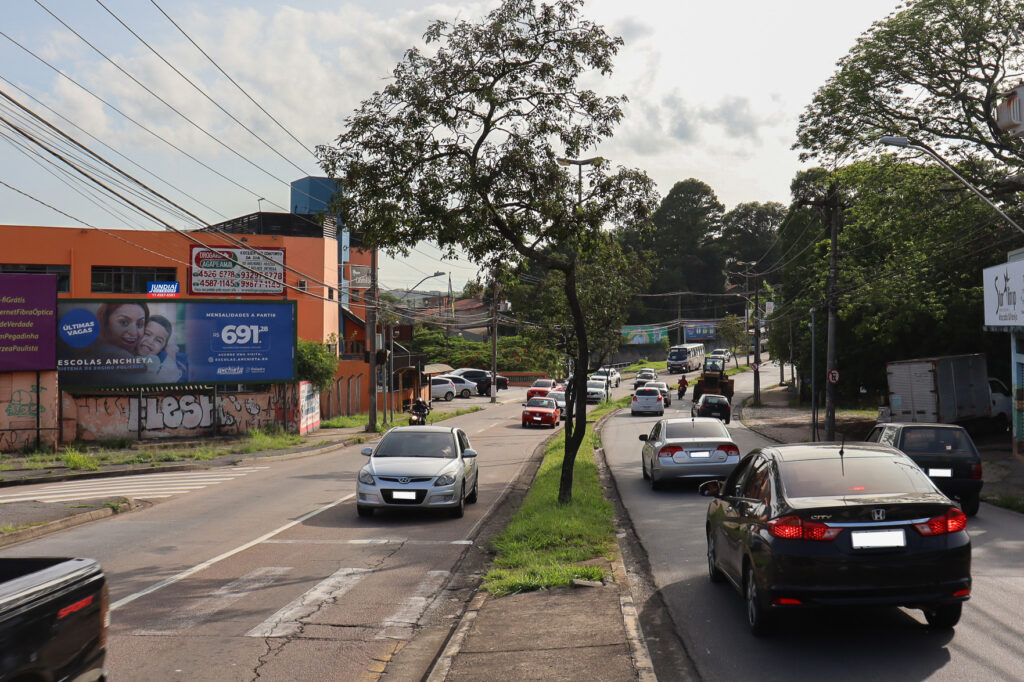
[[603, 367, 1024, 680], [0, 386, 570, 681]]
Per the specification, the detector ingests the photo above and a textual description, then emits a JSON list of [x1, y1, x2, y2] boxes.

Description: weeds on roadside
[[982, 493, 1024, 514], [61, 446, 100, 471]]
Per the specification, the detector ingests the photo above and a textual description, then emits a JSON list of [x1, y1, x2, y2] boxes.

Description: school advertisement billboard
[[56, 299, 296, 388], [0, 273, 57, 372]]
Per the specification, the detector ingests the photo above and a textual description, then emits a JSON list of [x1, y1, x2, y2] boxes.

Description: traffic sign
[[827, 369, 840, 385], [752, 363, 760, 371]]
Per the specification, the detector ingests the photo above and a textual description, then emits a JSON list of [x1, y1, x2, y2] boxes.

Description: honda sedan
[[639, 417, 739, 489], [356, 426, 479, 518], [702, 443, 971, 635]]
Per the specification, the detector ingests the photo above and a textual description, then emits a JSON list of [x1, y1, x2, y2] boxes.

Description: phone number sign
[[190, 246, 285, 294]]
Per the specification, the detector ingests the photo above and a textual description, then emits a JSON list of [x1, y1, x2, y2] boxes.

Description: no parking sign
[[827, 369, 840, 385]]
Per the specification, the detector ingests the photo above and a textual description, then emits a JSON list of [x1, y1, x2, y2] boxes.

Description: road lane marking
[[263, 539, 472, 545], [134, 566, 292, 635], [376, 570, 449, 639], [110, 493, 355, 612], [245, 567, 370, 638]]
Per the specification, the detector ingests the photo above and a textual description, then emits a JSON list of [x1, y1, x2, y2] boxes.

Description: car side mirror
[[638, 434, 648, 441], [361, 447, 373, 456], [463, 449, 477, 458], [522, 402, 527, 406], [699, 480, 723, 497]]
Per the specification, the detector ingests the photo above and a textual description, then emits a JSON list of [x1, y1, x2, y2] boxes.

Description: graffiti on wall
[[0, 371, 59, 452], [67, 386, 297, 441]]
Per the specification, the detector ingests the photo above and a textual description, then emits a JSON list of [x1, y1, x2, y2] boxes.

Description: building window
[[91, 266, 177, 293], [1, 264, 71, 292]]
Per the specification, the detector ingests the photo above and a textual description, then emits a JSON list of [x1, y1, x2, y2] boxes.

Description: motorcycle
[[409, 405, 431, 426]]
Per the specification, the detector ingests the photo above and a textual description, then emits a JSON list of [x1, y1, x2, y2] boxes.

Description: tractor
[[692, 356, 734, 403]]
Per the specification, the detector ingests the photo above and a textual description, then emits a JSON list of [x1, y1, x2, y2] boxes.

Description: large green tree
[[318, 0, 657, 502], [796, 0, 1024, 178]]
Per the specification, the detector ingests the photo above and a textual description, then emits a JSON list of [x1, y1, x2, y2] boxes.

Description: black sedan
[[865, 423, 983, 516], [702, 443, 971, 635]]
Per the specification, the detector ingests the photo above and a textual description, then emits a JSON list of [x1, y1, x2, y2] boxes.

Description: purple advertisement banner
[[0, 273, 58, 372]]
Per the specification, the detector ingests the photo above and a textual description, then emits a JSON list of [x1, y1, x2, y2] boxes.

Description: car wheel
[[445, 391, 454, 402], [522, 422, 528, 428], [659, 410, 665, 416], [649, 469, 662, 491], [923, 603, 962, 629], [745, 566, 773, 636], [460, 389, 471, 399], [642, 455, 650, 480], [707, 532, 724, 583], [725, 418, 731, 424], [356, 505, 374, 518], [960, 492, 980, 517], [450, 484, 466, 518], [467, 476, 479, 504]]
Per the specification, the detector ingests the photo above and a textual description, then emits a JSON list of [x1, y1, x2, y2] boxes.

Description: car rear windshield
[[780, 456, 936, 497], [636, 388, 660, 397], [534, 380, 553, 387], [704, 396, 729, 406], [666, 421, 729, 439], [376, 432, 455, 458], [527, 398, 555, 408], [899, 427, 977, 458], [547, 392, 565, 401]]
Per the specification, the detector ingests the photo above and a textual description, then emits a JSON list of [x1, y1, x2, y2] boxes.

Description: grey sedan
[[356, 426, 479, 517], [639, 417, 740, 490]]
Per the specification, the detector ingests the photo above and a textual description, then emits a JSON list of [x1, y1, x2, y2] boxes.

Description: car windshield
[[375, 431, 455, 458], [547, 392, 566, 401], [780, 456, 936, 497], [704, 358, 725, 372], [666, 421, 729, 439], [899, 427, 977, 457], [668, 349, 686, 360], [527, 398, 555, 408]]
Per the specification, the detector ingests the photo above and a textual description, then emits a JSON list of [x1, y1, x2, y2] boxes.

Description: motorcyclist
[[411, 397, 431, 425], [677, 377, 688, 401]]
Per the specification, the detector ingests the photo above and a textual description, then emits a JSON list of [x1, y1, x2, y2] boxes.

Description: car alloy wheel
[[461, 389, 471, 398], [445, 391, 454, 401], [707, 532, 724, 583], [450, 483, 466, 518], [642, 455, 650, 480], [745, 567, 772, 636], [466, 476, 478, 504]]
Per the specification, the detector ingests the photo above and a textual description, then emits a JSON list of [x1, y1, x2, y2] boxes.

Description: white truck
[[882, 354, 1011, 426]]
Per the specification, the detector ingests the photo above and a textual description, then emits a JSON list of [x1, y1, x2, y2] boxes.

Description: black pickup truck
[[0, 557, 108, 681]]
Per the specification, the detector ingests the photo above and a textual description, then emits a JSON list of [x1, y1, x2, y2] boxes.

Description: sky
[[0, 0, 904, 293]]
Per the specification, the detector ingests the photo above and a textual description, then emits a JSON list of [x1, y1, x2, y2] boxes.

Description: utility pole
[[753, 277, 761, 405], [676, 294, 682, 344], [824, 186, 839, 441], [490, 278, 498, 404], [810, 307, 817, 442], [366, 248, 378, 433]]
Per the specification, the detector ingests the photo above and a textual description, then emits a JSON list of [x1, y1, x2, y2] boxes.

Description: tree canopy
[[317, 0, 657, 502]]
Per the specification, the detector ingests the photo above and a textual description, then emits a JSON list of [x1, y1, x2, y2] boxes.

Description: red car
[[522, 397, 561, 428], [526, 378, 560, 400]]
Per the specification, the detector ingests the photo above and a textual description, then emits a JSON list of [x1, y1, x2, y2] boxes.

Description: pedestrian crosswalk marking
[[245, 567, 370, 638], [0, 467, 269, 504]]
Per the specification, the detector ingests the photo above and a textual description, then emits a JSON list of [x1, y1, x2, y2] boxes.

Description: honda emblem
[[871, 509, 886, 521]]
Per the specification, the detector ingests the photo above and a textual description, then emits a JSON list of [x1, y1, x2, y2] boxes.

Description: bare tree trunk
[[559, 264, 589, 504]]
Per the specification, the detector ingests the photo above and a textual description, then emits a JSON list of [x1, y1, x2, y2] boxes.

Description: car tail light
[[970, 462, 983, 479], [657, 396, 663, 402], [772, 598, 802, 606], [913, 508, 967, 535], [659, 445, 683, 458], [632, 396, 638, 401], [767, 515, 842, 541], [952, 588, 970, 598], [716, 443, 740, 457]]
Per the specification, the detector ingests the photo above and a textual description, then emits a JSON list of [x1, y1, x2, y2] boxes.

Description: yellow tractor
[[692, 356, 734, 403]]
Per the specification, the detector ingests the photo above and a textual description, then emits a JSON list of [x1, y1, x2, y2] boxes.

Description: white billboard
[[983, 260, 1024, 326], [189, 246, 285, 295]]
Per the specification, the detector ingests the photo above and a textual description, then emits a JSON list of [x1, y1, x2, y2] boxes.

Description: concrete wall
[[0, 371, 59, 452]]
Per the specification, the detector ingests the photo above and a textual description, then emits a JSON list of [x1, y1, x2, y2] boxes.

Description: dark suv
[[450, 368, 509, 394], [865, 423, 983, 515]]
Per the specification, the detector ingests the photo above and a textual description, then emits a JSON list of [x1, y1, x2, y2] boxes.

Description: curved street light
[[398, 271, 447, 301], [879, 136, 1024, 236]]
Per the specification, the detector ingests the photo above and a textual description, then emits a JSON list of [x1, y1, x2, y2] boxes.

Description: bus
[[666, 343, 705, 373]]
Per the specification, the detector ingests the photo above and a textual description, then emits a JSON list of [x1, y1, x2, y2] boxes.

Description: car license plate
[[392, 491, 416, 500], [851, 529, 905, 549], [929, 468, 952, 478], [533, 416, 542, 421], [689, 450, 711, 458]]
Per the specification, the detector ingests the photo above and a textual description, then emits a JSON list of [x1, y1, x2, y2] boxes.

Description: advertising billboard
[[189, 246, 285, 294], [685, 321, 718, 342], [984, 260, 1024, 327], [0, 273, 57, 372], [621, 325, 665, 345], [56, 299, 296, 387]]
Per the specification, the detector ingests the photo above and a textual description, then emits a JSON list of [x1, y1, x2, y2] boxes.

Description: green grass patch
[[483, 401, 621, 596], [61, 447, 100, 471], [0, 521, 48, 535], [982, 493, 1024, 514], [321, 406, 484, 430], [622, 359, 668, 373], [229, 427, 305, 454], [321, 414, 370, 428]]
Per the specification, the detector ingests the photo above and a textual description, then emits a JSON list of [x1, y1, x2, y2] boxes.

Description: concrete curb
[[609, 525, 656, 681], [425, 591, 488, 682], [0, 497, 142, 550]]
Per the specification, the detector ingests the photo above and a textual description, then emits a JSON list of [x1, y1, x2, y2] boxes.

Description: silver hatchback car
[[356, 426, 479, 517], [638, 417, 740, 490]]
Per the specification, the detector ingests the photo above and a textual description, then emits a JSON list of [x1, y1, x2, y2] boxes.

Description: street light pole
[[880, 136, 1024, 236], [556, 156, 605, 205]]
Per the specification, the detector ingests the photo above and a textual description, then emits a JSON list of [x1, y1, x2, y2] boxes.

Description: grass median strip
[[320, 406, 483, 430], [483, 398, 628, 596]]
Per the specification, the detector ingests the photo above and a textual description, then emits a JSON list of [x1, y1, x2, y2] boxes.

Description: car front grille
[[378, 476, 432, 483]]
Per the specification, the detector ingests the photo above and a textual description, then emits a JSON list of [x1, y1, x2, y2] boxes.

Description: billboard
[[983, 260, 1024, 326], [189, 246, 285, 294], [56, 299, 296, 388], [621, 325, 665, 344], [0, 273, 57, 372], [685, 321, 718, 342]]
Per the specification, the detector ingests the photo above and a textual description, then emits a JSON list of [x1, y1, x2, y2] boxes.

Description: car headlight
[[358, 470, 375, 485], [434, 473, 456, 486]]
